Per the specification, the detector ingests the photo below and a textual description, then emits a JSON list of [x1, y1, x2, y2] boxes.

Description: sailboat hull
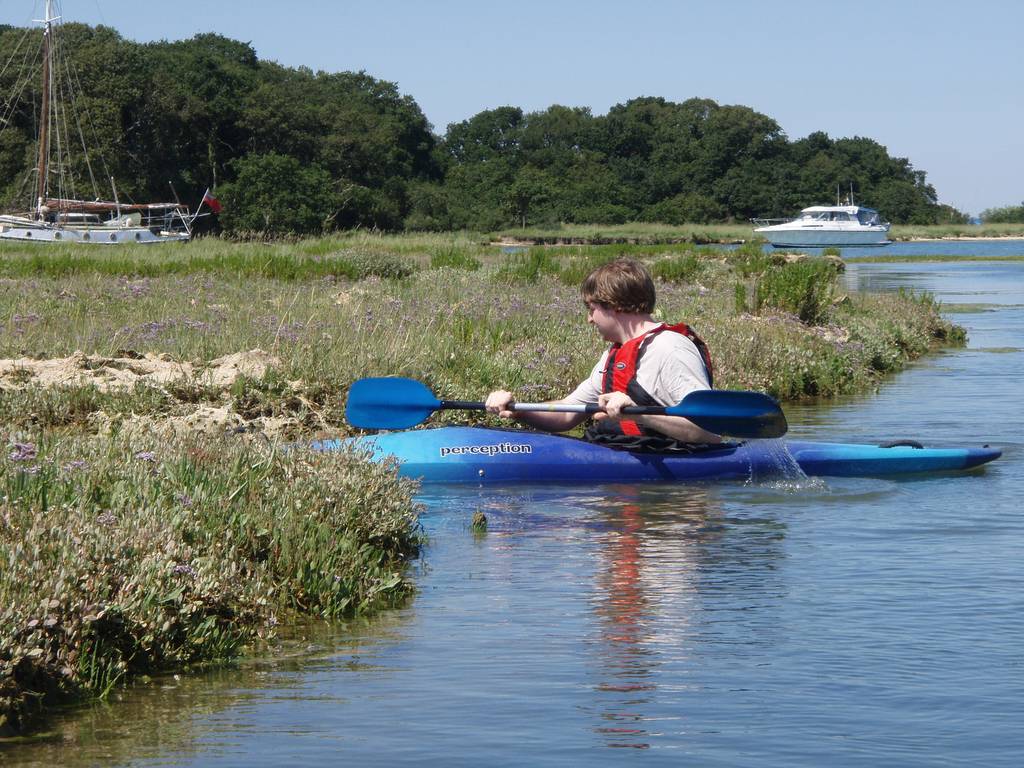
[[0, 217, 189, 244]]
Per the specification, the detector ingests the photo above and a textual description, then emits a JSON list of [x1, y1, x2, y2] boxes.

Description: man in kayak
[[485, 257, 722, 448]]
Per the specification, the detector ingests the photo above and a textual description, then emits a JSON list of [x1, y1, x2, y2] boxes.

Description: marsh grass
[[490, 221, 753, 244], [430, 245, 481, 271], [0, 241, 418, 282], [891, 223, 1024, 240], [0, 434, 419, 735], [1, 239, 964, 419]]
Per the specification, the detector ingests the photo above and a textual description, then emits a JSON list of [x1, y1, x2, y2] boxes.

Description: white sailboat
[[0, 1, 199, 244]]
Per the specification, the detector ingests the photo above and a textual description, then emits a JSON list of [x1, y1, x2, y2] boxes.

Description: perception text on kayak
[[439, 443, 534, 458]]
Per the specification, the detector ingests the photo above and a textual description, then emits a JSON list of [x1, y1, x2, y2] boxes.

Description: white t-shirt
[[565, 331, 711, 407]]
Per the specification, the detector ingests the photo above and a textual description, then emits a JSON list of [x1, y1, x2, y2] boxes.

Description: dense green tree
[[142, 34, 258, 196], [980, 203, 1024, 223], [445, 106, 524, 163], [555, 152, 635, 224], [404, 180, 454, 231], [218, 152, 339, 236], [443, 159, 517, 231], [519, 105, 591, 173], [933, 204, 971, 225], [505, 166, 557, 228]]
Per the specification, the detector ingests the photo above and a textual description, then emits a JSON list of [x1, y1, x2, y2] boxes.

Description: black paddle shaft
[[438, 400, 668, 416]]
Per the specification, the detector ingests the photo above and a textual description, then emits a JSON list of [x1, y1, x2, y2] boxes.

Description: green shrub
[[557, 252, 618, 286], [494, 247, 562, 283], [652, 253, 704, 283], [734, 282, 748, 314], [429, 245, 481, 271], [328, 251, 417, 280], [728, 241, 777, 277], [0, 434, 420, 735], [755, 259, 839, 325]]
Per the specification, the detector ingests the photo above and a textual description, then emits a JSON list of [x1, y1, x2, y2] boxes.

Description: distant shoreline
[[491, 234, 1024, 247], [903, 235, 1024, 241]]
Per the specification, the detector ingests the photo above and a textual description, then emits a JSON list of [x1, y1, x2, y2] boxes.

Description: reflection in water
[[0, 614, 415, 767], [591, 498, 670, 750], [584, 487, 786, 750]]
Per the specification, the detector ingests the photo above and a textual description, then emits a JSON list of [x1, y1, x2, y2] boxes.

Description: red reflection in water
[[593, 502, 655, 749], [589, 490, 719, 750]]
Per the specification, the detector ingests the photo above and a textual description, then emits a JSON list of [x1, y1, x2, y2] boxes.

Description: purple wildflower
[[134, 451, 157, 462], [138, 320, 170, 340], [9, 442, 36, 461], [96, 511, 117, 526], [11, 314, 41, 336], [173, 563, 197, 577], [119, 278, 151, 298]]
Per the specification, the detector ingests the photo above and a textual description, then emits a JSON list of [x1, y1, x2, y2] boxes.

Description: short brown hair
[[580, 258, 656, 314]]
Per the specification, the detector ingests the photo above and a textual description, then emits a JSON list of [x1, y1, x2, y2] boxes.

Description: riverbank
[[487, 222, 1024, 246], [1, 233, 965, 735]]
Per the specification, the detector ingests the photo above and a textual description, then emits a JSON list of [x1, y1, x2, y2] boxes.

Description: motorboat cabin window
[[857, 209, 881, 225], [799, 211, 830, 221]]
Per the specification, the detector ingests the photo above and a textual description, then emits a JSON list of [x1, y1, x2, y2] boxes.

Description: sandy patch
[[88, 405, 302, 442], [0, 349, 311, 440], [0, 349, 280, 392]]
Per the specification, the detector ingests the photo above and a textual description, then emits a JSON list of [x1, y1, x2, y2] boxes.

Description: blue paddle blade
[[666, 389, 787, 439], [346, 377, 441, 429]]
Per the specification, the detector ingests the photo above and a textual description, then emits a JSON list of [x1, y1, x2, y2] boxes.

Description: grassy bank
[[890, 222, 1024, 240], [0, 433, 419, 736], [490, 222, 753, 244], [0, 236, 964, 417]]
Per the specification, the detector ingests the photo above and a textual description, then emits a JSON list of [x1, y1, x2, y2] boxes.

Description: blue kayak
[[314, 426, 1001, 484]]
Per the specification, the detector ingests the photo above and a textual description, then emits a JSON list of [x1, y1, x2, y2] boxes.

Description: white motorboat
[[752, 204, 890, 248], [0, 1, 203, 245]]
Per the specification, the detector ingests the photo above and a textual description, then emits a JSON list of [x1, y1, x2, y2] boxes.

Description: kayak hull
[[313, 427, 1001, 484]]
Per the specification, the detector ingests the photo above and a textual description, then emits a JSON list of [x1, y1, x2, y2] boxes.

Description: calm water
[[800, 237, 1024, 260], [5, 251, 1023, 767]]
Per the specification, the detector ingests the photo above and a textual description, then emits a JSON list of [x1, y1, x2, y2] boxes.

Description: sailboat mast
[[34, 0, 56, 218]]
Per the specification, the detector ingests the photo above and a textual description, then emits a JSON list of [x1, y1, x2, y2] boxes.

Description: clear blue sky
[[5, 0, 1021, 215]]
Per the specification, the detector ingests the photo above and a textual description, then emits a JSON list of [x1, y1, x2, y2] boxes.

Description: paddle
[[346, 377, 787, 438]]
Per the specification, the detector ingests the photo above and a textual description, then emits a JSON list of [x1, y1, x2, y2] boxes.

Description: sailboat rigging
[[0, 0, 202, 244]]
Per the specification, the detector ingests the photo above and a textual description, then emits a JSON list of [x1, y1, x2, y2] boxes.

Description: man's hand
[[594, 391, 636, 421], [485, 390, 517, 419]]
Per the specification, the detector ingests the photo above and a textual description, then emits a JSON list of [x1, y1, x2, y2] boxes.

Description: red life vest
[[595, 322, 714, 437]]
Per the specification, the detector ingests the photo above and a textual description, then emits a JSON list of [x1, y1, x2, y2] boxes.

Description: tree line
[[0, 23, 971, 236], [979, 204, 1024, 223]]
